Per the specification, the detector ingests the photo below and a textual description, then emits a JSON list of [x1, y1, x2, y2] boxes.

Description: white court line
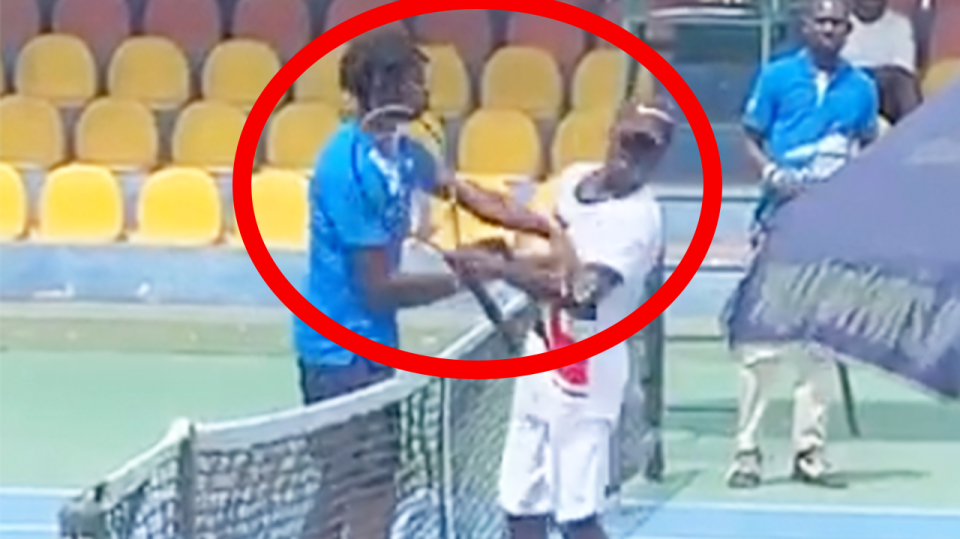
[[615, 498, 960, 518], [4, 487, 960, 519], [0, 524, 59, 532], [0, 486, 79, 498]]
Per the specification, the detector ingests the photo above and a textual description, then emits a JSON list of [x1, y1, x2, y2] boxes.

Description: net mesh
[[58, 261, 665, 539]]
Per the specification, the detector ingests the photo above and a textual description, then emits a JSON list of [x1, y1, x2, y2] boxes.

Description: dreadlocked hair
[[339, 30, 427, 110]]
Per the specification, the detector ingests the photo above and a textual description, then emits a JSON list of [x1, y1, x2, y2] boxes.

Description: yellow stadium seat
[[294, 45, 348, 108], [481, 47, 563, 121], [107, 37, 190, 110], [15, 34, 96, 107], [232, 169, 308, 250], [172, 101, 246, 171], [572, 49, 656, 111], [420, 44, 470, 119], [922, 58, 960, 98], [407, 111, 445, 159], [551, 109, 614, 172], [134, 167, 222, 246], [202, 39, 280, 109], [267, 102, 339, 171], [0, 95, 65, 169], [0, 164, 28, 240], [36, 165, 123, 243], [458, 108, 541, 176], [76, 98, 159, 169]]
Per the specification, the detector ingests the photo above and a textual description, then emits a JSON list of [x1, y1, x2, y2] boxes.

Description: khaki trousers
[[734, 342, 837, 453]]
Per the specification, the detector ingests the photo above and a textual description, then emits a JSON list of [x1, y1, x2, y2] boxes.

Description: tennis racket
[[410, 117, 530, 358]]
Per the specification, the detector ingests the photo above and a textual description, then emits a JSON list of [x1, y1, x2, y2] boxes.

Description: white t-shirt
[[513, 162, 663, 423], [842, 9, 916, 73]]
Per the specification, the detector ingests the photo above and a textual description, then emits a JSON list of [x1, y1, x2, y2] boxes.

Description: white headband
[[635, 104, 674, 124]]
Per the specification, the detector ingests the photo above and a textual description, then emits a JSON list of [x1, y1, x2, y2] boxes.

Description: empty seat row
[[14, 28, 960, 127], [9, 34, 270, 110], [0, 161, 543, 251], [0, 95, 446, 173], [0, 163, 308, 249], [0, 159, 560, 254], [1, 90, 920, 180], [0, 94, 626, 177], [5, 33, 656, 120]]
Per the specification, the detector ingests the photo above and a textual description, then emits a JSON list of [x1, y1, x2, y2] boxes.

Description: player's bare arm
[[744, 126, 773, 173], [350, 247, 462, 312], [431, 178, 556, 239]]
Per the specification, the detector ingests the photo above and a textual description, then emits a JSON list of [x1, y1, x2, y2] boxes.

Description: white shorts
[[498, 403, 613, 524]]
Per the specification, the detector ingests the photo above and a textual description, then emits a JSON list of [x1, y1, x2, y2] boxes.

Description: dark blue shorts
[[298, 355, 394, 404]]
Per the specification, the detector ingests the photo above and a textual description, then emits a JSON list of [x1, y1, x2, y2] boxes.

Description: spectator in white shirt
[[843, 0, 922, 123]]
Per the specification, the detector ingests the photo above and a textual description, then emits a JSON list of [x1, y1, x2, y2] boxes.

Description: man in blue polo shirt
[[727, 0, 878, 490], [296, 31, 555, 539]]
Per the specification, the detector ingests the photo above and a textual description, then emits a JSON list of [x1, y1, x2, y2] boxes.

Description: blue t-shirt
[[293, 120, 439, 366], [743, 49, 879, 227]]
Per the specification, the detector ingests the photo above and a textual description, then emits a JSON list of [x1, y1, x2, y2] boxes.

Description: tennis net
[[58, 269, 664, 539]]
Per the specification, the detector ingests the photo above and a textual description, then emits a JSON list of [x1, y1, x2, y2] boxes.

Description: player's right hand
[[762, 164, 804, 199], [443, 248, 507, 282]]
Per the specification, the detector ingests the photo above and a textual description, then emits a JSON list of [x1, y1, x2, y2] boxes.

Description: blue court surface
[[3, 488, 960, 539]]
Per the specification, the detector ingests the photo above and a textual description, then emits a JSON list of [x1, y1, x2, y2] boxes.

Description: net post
[[641, 255, 666, 482], [175, 423, 198, 539], [57, 485, 110, 539]]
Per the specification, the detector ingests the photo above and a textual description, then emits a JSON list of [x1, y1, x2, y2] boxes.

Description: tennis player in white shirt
[[485, 101, 672, 539]]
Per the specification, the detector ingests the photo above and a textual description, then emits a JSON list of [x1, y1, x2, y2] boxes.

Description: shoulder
[[554, 162, 600, 212], [883, 9, 914, 33], [756, 54, 801, 84], [315, 121, 359, 171], [557, 161, 602, 193], [312, 122, 360, 197]]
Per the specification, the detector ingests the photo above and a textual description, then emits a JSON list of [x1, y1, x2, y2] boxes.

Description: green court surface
[[2, 303, 959, 512], [0, 301, 468, 488], [627, 342, 960, 510]]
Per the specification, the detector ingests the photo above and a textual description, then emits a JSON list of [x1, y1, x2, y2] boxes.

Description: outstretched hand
[[443, 246, 509, 282]]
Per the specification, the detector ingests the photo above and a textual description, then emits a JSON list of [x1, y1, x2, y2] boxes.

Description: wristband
[[761, 163, 780, 185]]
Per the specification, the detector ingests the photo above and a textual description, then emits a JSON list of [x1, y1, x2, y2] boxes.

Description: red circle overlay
[[234, 0, 722, 379]]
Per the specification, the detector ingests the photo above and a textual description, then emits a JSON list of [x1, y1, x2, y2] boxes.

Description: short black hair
[[339, 30, 427, 108]]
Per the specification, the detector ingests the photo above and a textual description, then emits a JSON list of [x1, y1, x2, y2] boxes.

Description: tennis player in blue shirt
[[295, 31, 555, 539], [727, 0, 878, 491]]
